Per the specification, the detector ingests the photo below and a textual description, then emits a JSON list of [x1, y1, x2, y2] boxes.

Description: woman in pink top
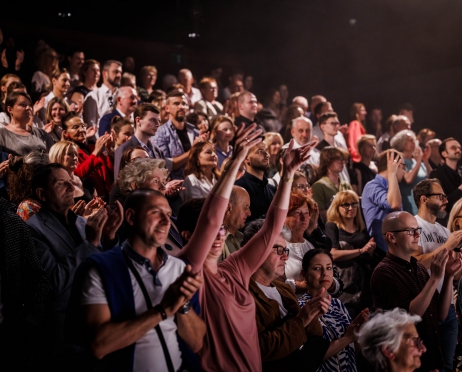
[[179, 123, 314, 371], [347, 103, 367, 162]]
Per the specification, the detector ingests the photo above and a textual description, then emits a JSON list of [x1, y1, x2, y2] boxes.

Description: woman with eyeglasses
[[62, 111, 113, 199], [390, 130, 430, 215], [0, 92, 54, 156], [326, 190, 379, 317], [299, 249, 370, 372], [357, 308, 426, 372], [182, 141, 219, 203], [311, 147, 352, 221]]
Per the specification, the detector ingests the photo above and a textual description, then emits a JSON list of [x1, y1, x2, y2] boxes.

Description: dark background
[[2, 0, 462, 138]]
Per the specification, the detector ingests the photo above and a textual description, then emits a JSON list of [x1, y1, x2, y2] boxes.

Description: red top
[[347, 120, 366, 162], [74, 146, 114, 197], [179, 194, 287, 371]]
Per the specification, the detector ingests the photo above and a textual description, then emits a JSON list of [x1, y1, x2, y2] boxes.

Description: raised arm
[[233, 139, 315, 274], [178, 124, 264, 272], [387, 151, 402, 210]]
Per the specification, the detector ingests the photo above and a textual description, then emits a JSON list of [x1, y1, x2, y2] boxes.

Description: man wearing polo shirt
[[79, 189, 206, 371], [412, 179, 462, 371], [371, 211, 461, 372]]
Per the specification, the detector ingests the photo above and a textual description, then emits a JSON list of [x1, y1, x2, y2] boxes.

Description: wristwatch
[[178, 300, 191, 314]]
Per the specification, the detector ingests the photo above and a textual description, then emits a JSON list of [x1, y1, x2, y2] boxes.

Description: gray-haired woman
[[357, 308, 426, 372]]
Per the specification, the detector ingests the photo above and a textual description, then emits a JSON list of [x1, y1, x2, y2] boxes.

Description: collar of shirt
[[122, 240, 169, 286], [374, 174, 388, 187], [134, 134, 155, 157], [386, 251, 418, 273]]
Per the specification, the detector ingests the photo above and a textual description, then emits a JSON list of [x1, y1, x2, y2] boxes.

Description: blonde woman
[[326, 190, 379, 316]]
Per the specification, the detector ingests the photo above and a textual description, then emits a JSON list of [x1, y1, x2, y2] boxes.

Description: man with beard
[[412, 179, 462, 372], [153, 90, 202, 180], [234, 141, 276, 222], [83, 60, 122, 133], [429, 138, 462, 224]]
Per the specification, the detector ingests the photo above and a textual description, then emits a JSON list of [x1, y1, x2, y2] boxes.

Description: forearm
[[403, 161, 421, 184], [423, 160, 432, 175], [272, 167, 296, 210], [172, 151, 190, 170], [387, 175, 402, 209], [89, 306, 163, 359], [331, 247, 363, 262], [323, 336, 353, 360], [412, 245, 451, 269], [438, 276, 454, 321], [176, 311, 206, 353], [409, 277, 439, 316]]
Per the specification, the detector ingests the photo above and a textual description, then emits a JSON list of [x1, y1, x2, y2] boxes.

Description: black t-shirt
[[176, 127, 191, 152]]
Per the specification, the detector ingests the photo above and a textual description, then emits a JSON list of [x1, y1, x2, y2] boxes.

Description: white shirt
[[292, 139, 321, 167], [415, 214, 453, 303], [81, 251, 186, 372], [83, 84, 116, 133], [285, 240, 316, 282], [181, 173, 217, 203], [256, 282, 288, 317], [186, 87, 202, 107]]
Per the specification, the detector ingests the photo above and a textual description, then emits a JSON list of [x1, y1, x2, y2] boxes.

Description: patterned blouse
[[298, 294, 357, 372]]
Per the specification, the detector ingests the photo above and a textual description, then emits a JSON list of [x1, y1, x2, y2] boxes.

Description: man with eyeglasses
[[371, 211, 462, 372], [412, 179, 462, 371], [429, 137, 462, 224], [246, 220, 330, 371], [362, 149, 405, 252]]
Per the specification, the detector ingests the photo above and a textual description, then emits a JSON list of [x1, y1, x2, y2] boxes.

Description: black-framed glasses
[[386, 227, 422, 237], [294, 184, 310, 190], [407, 336, 425, 350], [273, 244, 289, 256], [339, 202, 359, 209], [425, 193, 447, 201]]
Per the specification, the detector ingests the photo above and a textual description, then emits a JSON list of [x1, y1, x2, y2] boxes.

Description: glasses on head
[[218, 225, 227, 236], [407, 336, 425, 350], [339, 202, 359, 209], [387, 227, 422, 237], [425, 193, 447, 201], [273, 244, 289, 256]]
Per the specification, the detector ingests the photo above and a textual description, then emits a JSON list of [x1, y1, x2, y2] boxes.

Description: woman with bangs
[[325, 190, 379, 316], [181, 141, 220, 202], [44, 96, 70, 142]]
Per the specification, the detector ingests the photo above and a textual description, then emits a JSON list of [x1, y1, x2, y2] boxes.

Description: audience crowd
[[2, 35, 462, 372]]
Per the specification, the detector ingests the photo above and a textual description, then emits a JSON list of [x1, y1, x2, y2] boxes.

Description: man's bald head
[[382, 211, 412, 235], [230, 185, 249, 206], [292, 96, 308, 112], [226, 186, 251, 234]]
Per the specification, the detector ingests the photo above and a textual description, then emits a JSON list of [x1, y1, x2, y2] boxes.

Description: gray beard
[[428, 201, 447, 219]]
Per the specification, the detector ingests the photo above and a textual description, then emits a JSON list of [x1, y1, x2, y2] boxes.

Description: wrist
[[154, 304, 168, 320]]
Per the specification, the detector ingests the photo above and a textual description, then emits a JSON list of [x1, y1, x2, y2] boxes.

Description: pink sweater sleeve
[[228, 206, 287, 285], [178, 193, 229, 273]]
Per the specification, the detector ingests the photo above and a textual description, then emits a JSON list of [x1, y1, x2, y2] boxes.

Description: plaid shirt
[[151, 119, 199, 180]]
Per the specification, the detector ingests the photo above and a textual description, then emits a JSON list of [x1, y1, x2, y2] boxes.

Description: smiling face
[[206, 224, 227, 261], [118, 87, 138, 114], [198, 144, 218, 169], [64, 116, 87, 144], [62, 145, 79, 173], [303, 253, 333, 292], [268, 135, 282, 156], [51, 102, 66, 123], [214, 120, 234, 144], [53, 72, 71, 96]]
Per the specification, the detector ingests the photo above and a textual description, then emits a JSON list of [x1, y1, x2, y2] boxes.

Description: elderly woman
[[325, 190, 379, 316], [353, 134, 378, 196], [7, 151, 50, 220], [264, 131, 284, 178], [44, 97, 70, 142], [62, 112, 113, 199], [357, 308, 425, 372], [182, 141, 219, 203], [299, 249, 369, 372], [390, 130, 430, 214], [311, 147, 352, 220], [211, 115, 234, 168], [0, 92, 54, 156]]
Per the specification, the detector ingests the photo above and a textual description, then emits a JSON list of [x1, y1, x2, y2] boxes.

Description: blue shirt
[[361, 175, 401, 252]]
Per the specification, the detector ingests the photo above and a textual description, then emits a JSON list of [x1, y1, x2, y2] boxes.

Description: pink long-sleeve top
[[179, 193, 287, 372], [347, 120, 366, 162]]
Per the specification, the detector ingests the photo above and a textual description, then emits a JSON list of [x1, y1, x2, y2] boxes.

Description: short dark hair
[[166, 89, 186, 100], [124, 189, 166, 233], [6, 81, 26, 94], [119, 145, 146, 173], [301, 248, 333, 271], [5, 92, 31, 118], [377, 149, 400, 173], [318, 112, 338, 126], [61, 111, 81, 130], [133, 103, 159, 123], [31, 163, 66, 200], [413, 179, 441, 207], [313, 101, 331, 116], [439, 137, 457, 160], [176, 198, 206, 235]]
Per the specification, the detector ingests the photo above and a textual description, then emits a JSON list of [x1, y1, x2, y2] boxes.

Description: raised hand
[[43, 122, 54, 134], [345, 308, 370, 340], [387, 150, 402, 176], [83, 198, 104, 217], [443, 230, 462, 251], [298, 287, 331, 326], [193, 132, 210, 145], [430, 248, 449, 281], [231, 123, 263, 163], [33, 97, 46, 116], [413, 146, 423, 163], [282, 139, 315, 175], [92, 133, 111, 156], [71, 200, 86, 216], [86, 125, 97, 138], [445, 253, 462, 278], [102, 201, 124, 241], [165, 179, 184, 197]]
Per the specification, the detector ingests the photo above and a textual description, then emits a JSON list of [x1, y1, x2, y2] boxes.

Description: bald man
[[371, 211, 461, 372], [221, 186, 251, 261], [178, 69, 201, 107]]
